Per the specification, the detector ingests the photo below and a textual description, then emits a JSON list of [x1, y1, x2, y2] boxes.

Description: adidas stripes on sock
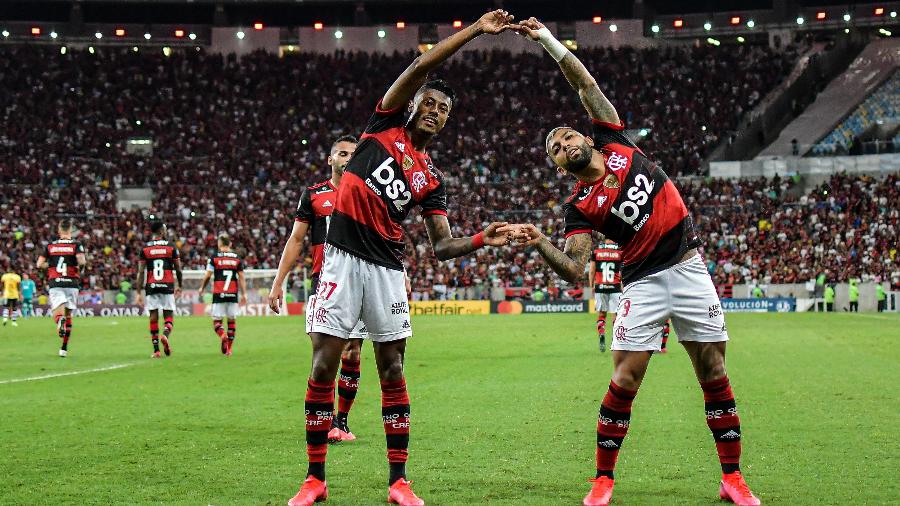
[[596, 381, 637, 479], [701, 375, 742, 474]]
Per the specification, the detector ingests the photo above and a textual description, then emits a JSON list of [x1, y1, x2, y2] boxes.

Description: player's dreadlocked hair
[[418, 79, 457, 107], [545, 126, 574, 154], [331, 135, 358, 152]]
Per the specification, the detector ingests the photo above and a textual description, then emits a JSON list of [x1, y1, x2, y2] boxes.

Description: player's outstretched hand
[[240, 294, 248, 306], [498, 223, 545, 247], [268, 286, 283, 314], [516, 17, 545, 40], [174, 286, 182, 297], [477, 9, 518, 35], [482, 221, 512, 246]]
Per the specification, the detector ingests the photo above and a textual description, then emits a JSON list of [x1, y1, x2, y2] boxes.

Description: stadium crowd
[[2, 45, 897, 299]]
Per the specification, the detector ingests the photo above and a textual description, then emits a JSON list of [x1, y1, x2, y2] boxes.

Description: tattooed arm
[[424, 214, 509, 261], [507, 224, 593, 284], [518, 17, 619, 124]]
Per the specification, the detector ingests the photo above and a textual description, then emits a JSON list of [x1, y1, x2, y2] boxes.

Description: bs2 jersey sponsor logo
[[610, 173, 654, 232], [367, 157, 412, 211]]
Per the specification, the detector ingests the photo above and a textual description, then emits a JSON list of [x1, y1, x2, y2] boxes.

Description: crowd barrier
[[26, 298, 809, 317], [720, 298, 797, 313]]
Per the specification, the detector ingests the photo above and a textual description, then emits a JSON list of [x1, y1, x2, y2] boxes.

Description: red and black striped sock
[[596, 381, 638, 479], [597, 313, 607, 336], [661, 320, 670, 350], [305, 379, 334, 481], [336, 358, 361, 423], [227, 320, 235, 341], [150, 321, 160, 352], [61, 317, 72, 350], [163, 316, 174, 337], [701, 376, 742, 474], [213, 319, 225, 339], [381, 379, 410, 485]]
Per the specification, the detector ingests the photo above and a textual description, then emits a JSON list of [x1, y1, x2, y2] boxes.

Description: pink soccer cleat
[[287, 476, 328, 506], [583, 476, 614, 506], [719, 472, 761, 506], [388, 478, 424, 506]]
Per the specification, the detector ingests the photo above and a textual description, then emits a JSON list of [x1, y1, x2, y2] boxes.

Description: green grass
[[1, 312, 898, 505]]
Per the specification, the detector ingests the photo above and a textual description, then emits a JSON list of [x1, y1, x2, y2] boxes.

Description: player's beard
[[564, 142, 592, 174]]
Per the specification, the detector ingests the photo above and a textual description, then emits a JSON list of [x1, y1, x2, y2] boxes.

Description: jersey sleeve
[[237, 259, 244, 272], [76, 242, 85, 254], [363, 99, 407, 135], [294, 189, 314, 223], [206, 258, 214, 272], [172, 246, 180, 260], [563, 202, 594, 238], [591, 118, 637, 149], [419, 178, 448, 217]]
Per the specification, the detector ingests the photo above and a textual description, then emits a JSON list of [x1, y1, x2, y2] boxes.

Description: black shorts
[[5, 298, 19, 308]]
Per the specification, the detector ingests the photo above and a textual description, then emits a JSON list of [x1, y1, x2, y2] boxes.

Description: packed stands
[[2, 44, 896, 299], [812, 70, 900, 155]]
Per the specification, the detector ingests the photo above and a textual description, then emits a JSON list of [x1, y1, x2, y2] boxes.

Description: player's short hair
[[218, 234, 231, 246], [417, 79, 456, 108], [331, 135, 358, 153], [149, 219, 165, 234], [58, 218, 72, 232], [545, 126, 574, 154]]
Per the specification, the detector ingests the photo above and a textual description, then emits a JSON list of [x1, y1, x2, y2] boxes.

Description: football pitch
[[1, 313, 897, 505]]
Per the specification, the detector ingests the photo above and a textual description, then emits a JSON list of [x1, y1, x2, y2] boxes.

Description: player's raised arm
[[518, 17, 619, 124], [268, 220, 309, 313], [380, 9, 516, 111], [423, 215, 509, 261], [503, 224, 593, 284]]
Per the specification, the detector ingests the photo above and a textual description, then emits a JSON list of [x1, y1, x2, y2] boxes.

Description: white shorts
[[145, 293, 176, 313], [594, 292, 621, 313], [308, 246, 411, 342], [211, 302, 239, 319], [306, 296, 367, 338], [48, 288, 79, 311], [611, 254, 728, 352]]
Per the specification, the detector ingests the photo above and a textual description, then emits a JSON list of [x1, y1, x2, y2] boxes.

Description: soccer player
[[588, 239, 622, 352], [505, 18, 761, 506], [286, 10, 517, 506], [1, 267, 21, 327], [20, 273, 36, 318], [198, 234, 247, 356], [36, 219, 86, 356], [135, 219, 182, 358], [269, 135, 368, 443]]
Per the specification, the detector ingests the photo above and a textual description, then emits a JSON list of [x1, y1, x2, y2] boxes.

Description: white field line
[[848, 314, 900, 321], [0, 363, 138, 385]]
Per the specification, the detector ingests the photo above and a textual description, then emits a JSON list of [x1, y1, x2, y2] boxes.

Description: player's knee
[[309, 357, 338, 382]]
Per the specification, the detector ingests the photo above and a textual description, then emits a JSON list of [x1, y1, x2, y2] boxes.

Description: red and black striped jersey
[[206, 251, 243, 303], [294, 179, 337, 276], [327, 101, 448, 271], [45, 238, 84, 289], [564, 119, 700, 286], [593, 244, 622, 293], [142, 239, 179, 294]]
